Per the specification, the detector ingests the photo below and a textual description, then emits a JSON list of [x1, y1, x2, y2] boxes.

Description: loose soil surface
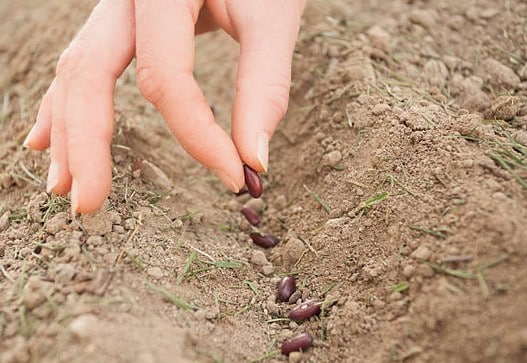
[[1, 1, 527, 362]]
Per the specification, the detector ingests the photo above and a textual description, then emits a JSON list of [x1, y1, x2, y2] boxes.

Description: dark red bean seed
[[288, 299, 321, 321], [241, 206, 260, 226], [281, 333, 313, 355], [250, 233, 280, 248], [243, 164, 263, 198], [277, 276, 296, 302]]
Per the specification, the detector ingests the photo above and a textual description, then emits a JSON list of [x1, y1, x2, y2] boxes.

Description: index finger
[[135, 0, 244, 192]]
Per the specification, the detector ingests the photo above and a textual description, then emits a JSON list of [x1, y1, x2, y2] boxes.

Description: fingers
[[135, 0, 244, 192], [50, 0, 135, 214], [48, 76, 72, 195], [24, 79, 56, 150], [229, 1, 304, 172], [195, 6, 219, 34]]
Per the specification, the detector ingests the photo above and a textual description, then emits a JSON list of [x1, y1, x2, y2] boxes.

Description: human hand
[[23, 0, 305, 214]]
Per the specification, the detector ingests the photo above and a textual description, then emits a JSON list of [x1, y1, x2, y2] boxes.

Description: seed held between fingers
[[243, 164, 263, 198], [281, 333, 313, 355], [288, 299, 321, 321]]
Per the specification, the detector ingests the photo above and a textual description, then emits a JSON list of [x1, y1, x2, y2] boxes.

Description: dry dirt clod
[[0, 336, 30, 363], [80, 210, 113, 236], [288, 351, 303, 363], [322, 150, 342, 167], [3, 2, 527, 362], [485, 96, 520, 121], [22, 276, 52, 310], [366, 25, 391, 51], [147, 266, 164, 279], [44, 211, 69, 234], [140, 160, 173, 190], [411, 245, 432, 260], [283, 238, 305, 266], [262, 264, 275, 276], [27, 192, 48, 223], [54, 263, 76, 285], [68, 314, 99, 341], [481, 58, 521, 89], [250, 250, 269, 266]]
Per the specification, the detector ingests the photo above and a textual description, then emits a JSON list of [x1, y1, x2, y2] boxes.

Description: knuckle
[[264, 82, 290, 117], [136, 63, 167, 107], [55, 42, 87, 81]]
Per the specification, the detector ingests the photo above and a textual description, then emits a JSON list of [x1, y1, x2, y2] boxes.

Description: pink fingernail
[[71, 178, 79, 218], [214, 169, 241, 193], [257, 133, 269, 172], [23, 125, 37, 148], [46, 161, 59, 193]]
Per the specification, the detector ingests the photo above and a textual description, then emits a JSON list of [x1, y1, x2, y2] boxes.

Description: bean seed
[[243, 164, 263, 198], [277, 276, 296, 302], [241, 206, 260, 226], [250, 233, 280, 248], [281, 333, 313, 355], [288, 299, 321, 321]]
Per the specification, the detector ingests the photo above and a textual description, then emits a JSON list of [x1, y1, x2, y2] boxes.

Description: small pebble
[[123, 218, 136, 230], [68, 314, 98, 341], [55, 263, 76, 285], [140, 160, 173, 190], [288, 351, 303, 363], [112, 225, 125, 234], [146, 266, 164, 279], [410, 245, 432, 260], [274, 195, 287, 210], [44, 212, 69, 234], [481, 58, 521, 89], [288, 290, 302, 304], [262, 264, 275, 276], [250, 250, 269, 266], [80, 210, 113, 236], [372, 103, 391, 116], [322, 150, 342, 167]]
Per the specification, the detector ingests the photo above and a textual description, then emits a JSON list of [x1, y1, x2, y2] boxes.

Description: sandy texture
[[1, 0, 526, 362]]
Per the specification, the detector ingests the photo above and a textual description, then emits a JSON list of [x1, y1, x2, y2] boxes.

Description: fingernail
[[46, 161, 59, 193], [214, 169, 241, 193], [71, 178, 79, 218], [257, 133, 269, 172], [23, 125, 37, 148]]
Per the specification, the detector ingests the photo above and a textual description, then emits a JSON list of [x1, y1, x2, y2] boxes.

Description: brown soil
[[1, 1, 527, 362]]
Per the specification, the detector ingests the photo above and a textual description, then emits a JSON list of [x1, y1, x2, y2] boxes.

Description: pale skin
[[24, 0, 306, 214]]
